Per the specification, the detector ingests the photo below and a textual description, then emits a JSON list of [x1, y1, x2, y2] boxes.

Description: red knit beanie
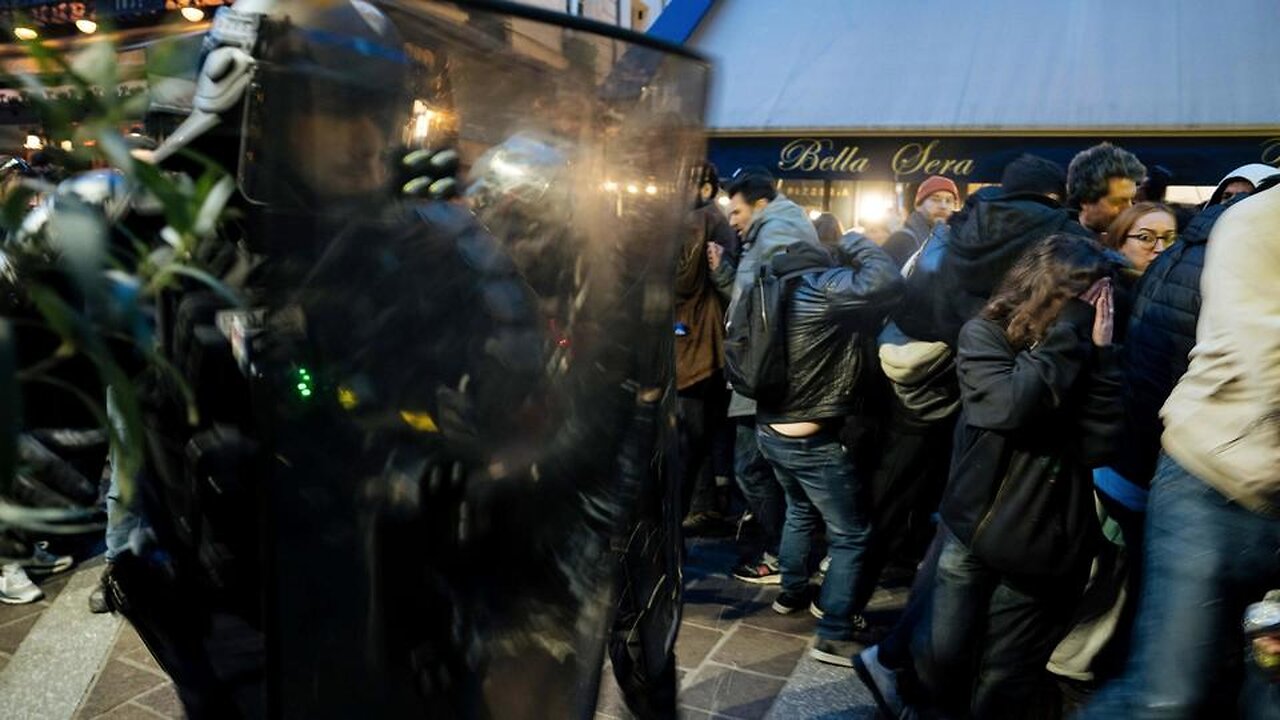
[[914, 175, 960, 206]]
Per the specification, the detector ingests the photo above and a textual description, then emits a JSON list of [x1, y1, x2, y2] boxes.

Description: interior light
[[13, 27, 38, 41], [180, 6, 205, 22], [716, 196, 730, 207], [858, 193, 894, 223], [603, 180, 618, 192], [59, 140, 73, 151], [24, 135, 43, 150], [808, 209, 822, 221], [644, 184, 658, 195], [626, 184, 639, 194], [75, 19, 98, 34]]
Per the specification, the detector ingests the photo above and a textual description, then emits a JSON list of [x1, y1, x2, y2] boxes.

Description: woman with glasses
[[1103, 202, 1177, 274]]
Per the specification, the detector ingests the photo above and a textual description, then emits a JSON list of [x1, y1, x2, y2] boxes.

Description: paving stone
[[133, 683, 184, 718], [0, 596, 46, 626], [765, 653, 880, 720], [681, 664, 786, 719], [709, 626, 808, 678], [0, 613, 39, 654], [0, 650, 8, 674], [595, 664, 630, 719], [94, 702, 170, 720], [682, 577, 762, 631], [739, 590, 818, 638], [121, 647, 167, 677], [38, 572, 74, 603], [77, 659, 166, 718], [113, 622, 147, 657], [676, 622, 723, 670]]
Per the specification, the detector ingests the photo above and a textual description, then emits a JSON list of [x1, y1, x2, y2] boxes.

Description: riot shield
[[224, 2, 707, 717]]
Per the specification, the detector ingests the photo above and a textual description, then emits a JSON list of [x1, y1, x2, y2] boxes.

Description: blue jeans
[[105, 388, 143, 562], [915, 528, 1083, 717], [734, 419, 784, 554], [1083, 452, 1280, 719], [756, 424, 869, 640]]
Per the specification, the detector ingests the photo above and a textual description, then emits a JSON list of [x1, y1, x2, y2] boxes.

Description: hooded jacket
[[941, 304, 1121, 577], [755, 237, 902, 425], [882, 208, 935, 269], [905, 188, 1092, 346], [1206, 163, 1279, 206], [721, 195, 822, 417], [1161, 184, 1280, 517]]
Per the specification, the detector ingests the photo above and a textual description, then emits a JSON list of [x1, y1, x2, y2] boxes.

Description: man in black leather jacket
[[753, 236, 902, 667]]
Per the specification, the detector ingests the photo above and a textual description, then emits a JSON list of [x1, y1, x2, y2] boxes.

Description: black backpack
[[723, 243, 828, 403]]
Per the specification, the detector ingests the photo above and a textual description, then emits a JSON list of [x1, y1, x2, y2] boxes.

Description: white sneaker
[[0, 563, 44, 605], [853, 645, 906, 719]]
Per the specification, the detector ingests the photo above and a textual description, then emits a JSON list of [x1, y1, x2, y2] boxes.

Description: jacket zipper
[[972, 468, 1015, 546]]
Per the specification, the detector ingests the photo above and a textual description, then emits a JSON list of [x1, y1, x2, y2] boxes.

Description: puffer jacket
[[755, 236, 902, 425], [1106, 200, 1225, 491], [914, 189, 1091, 346], [882, 209, 934, 269]]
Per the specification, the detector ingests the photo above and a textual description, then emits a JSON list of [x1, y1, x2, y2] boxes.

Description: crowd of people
[[674, 145, 1280, 718]]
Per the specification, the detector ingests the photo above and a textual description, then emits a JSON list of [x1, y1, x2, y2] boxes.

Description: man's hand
[[707, 242, 724, 271]]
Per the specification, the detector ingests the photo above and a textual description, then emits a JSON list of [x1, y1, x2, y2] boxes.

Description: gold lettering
[[892, 140, 973, 179], [779, 138, 830, 172], [892, 142, 926, 178], [778, 138, 866, 175], [1261, 138, 1280, 167]]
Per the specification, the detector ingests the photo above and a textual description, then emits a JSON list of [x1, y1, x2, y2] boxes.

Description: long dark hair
[[982, 234, 1110, 349]]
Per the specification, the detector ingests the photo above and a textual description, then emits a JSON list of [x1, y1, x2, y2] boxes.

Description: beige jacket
[[1161, 185, 1280, 516]]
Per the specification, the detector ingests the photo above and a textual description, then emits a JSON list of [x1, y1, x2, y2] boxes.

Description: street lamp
[[13, 27, 38, 41], [75, 19, 98, 34], [180, 6, 205, 22]]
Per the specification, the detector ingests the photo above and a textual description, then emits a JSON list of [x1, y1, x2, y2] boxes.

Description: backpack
[[723, 244, 825, 403]]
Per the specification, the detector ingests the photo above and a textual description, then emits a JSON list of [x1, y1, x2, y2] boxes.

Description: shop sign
[[712, 134, 1280, 186]]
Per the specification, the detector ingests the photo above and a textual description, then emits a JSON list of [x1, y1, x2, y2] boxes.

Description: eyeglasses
[[1125, 231, 1176, 247]]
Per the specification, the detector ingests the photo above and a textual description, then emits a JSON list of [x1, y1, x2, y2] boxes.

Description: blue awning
[[684, 0, 1280, 133]]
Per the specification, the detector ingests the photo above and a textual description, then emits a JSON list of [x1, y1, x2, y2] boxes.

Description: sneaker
[[812, 554, 832, 582], [853, 645, 907, 719], [771, 587, 814, 615], [732, 552, 781, 585], [682, 511, 733, 538], [19, 541, 74, 576], [0, 563, 44, 605], [810, 637, 861, 668], [810, 602, 825, 620]]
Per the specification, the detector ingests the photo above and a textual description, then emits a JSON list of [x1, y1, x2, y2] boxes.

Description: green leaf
[[150, 264, 244, 308]]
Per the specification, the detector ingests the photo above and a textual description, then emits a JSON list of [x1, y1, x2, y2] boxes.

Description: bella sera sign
[[779, 138, 974, 178], [708, 135, 1280, 185]]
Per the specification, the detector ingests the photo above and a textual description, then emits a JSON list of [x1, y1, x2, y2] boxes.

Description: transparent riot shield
[[229, 2, 708, 717]]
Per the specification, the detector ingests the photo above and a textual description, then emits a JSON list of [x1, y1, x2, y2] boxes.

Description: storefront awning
[[687, 0, 1280, 134]]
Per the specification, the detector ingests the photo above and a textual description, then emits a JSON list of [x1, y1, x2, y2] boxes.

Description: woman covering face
[[1104, 202, 1177, 274]]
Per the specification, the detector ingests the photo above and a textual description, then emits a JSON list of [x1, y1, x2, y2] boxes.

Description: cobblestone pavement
[[3, 537, 902, 719]]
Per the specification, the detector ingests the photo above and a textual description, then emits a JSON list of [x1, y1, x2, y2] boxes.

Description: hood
[[748, 194, 818, 244], [951, 193, 1080, 259], [1209, 163, 1280, 206], [945, 193, 1088, 297]]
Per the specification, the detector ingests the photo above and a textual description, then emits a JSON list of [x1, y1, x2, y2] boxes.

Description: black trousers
[[853, 407, 956, 609], [676, 372, 730, 518]]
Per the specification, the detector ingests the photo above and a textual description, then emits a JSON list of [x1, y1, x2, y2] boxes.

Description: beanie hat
[[914, 175, 959, 206], [1000, 154, 1067, 198]]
